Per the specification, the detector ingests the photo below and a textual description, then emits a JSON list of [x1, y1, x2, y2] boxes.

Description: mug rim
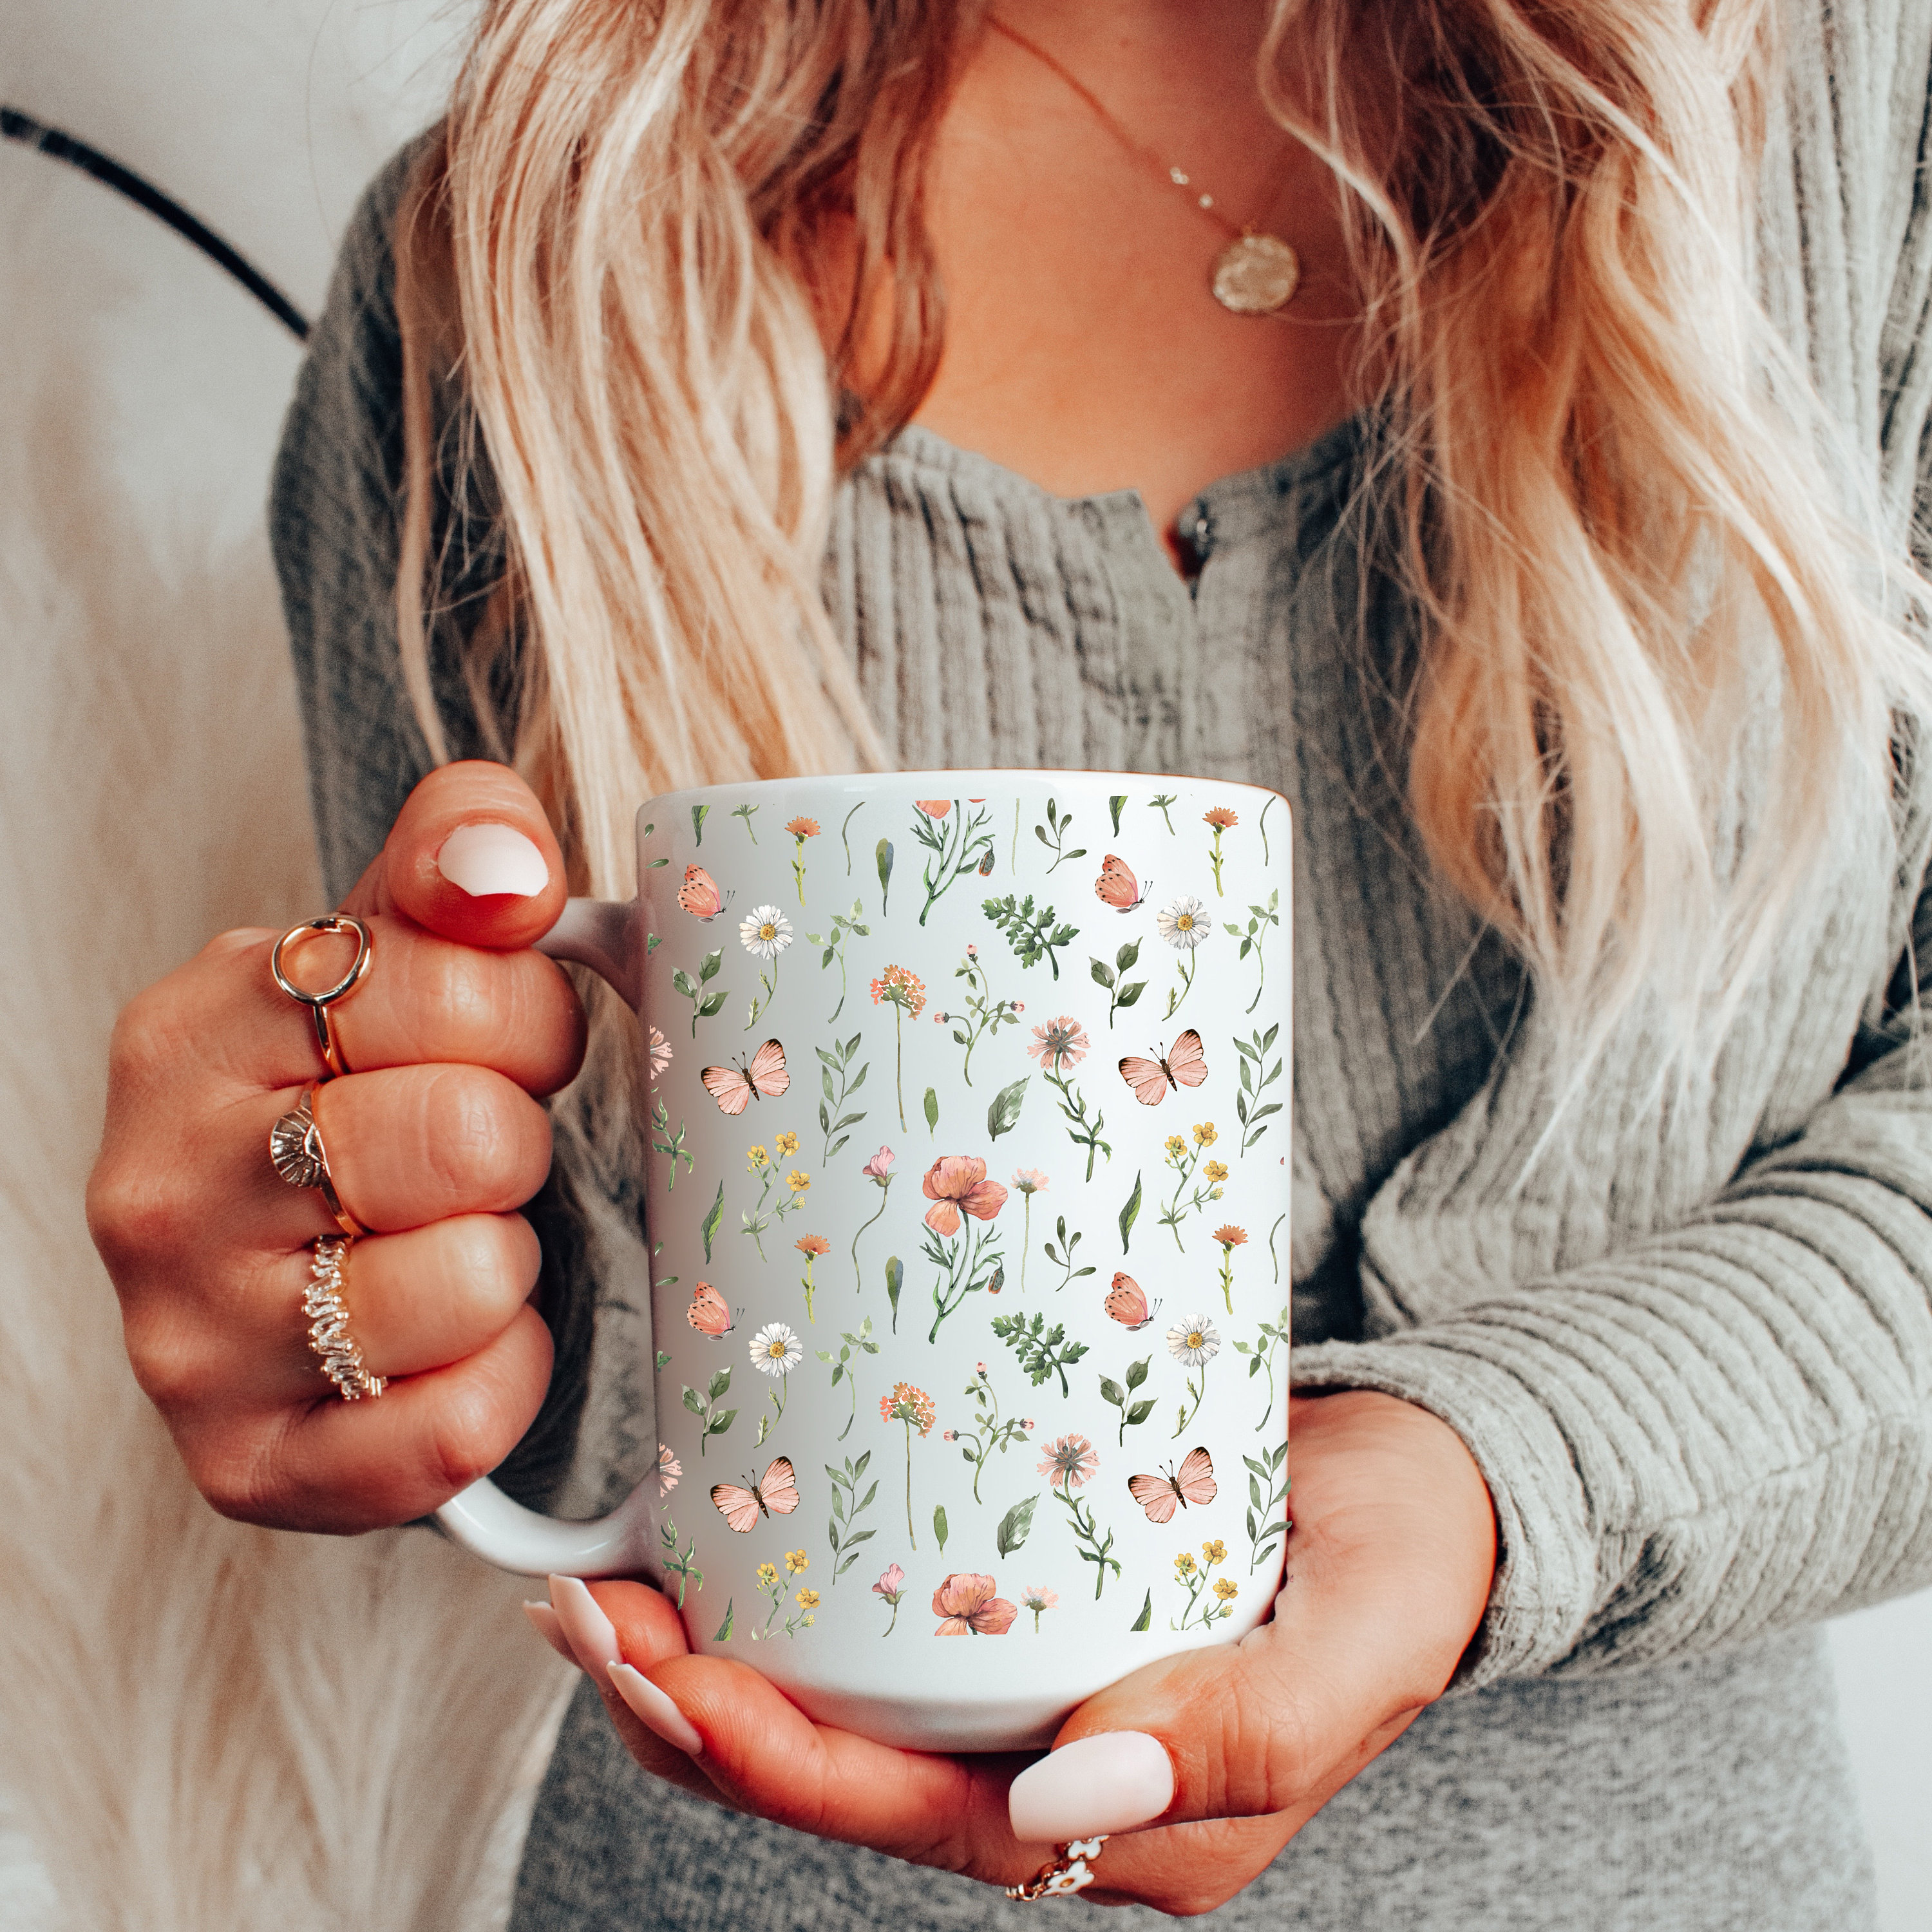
[[634, 768, 1291, 822]]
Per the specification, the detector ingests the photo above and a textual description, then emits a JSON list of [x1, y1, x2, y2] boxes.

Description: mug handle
[[432, 896, 655, 1577]]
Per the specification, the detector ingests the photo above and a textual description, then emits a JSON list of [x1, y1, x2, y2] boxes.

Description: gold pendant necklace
[[987, 17, 1301, 317]]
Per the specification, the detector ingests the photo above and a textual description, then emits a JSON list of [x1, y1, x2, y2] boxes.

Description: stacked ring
[[1004, 1835, 1109, 1902], [271, 914, 372, 1081], [305, 1237, 384, 1401], [269, 1082, 366, 1238]]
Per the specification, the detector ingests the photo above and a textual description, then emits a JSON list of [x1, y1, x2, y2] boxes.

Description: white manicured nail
[[548, 1574, 620, 1676], [436, 822, 549, 898], [1008, 1732, 1176, 1842], [522, 1600, 578, 1665], [609, 1662, 705, 1757]]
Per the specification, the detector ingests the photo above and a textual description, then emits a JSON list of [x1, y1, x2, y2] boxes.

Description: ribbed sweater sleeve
[[1292, 4, 1932, 1689], [1291, 981, 1932, 1685]]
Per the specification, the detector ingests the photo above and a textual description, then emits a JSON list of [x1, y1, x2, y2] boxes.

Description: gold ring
[[1005, 1835, 1108, 1902], [271, 914, 373, 1079], [269, 1082, 366, 1237], [305, 1236, 384, 1401]]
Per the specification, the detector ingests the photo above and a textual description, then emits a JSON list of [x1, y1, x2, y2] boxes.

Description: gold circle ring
[[271, 914, 373, 1080]]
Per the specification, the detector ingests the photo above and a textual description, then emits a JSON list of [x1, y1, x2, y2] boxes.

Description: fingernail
[[436, 822, 549, 898], [1008, 1732, 1176, 1842], [523, 1600, 579, 1666], [609, 1662, 706, 1757], [548, 1573, 620, 1676]]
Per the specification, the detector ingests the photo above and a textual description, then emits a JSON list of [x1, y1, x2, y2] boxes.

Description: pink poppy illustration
[[932, 1572, 1018, 1635], [921, 1155, 1010, 1236], [914, 799, 952, 818], [861, 1146, 896, 1180]]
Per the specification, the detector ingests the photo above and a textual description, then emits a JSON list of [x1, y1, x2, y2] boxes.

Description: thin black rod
[[1, 105, 310, 342]]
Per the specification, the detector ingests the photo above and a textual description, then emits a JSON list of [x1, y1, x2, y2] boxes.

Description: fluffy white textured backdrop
[[0, 5, 571, 1928], [0, 3, 1926, 1927]]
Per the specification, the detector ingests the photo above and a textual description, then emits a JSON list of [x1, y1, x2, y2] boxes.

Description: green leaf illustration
[[1109, 793, 1128, 835], [692, 802, 710, 846], [1130, 1589, 1151, 1632], [933, 1504, 949, 1554], [923, 1086, 939, 1135], [701, 1179, 724, 1263], [714, 1599, 734, 1642], [996, 1494, 1039, 1557], [885, 1254, 904, 1332], [1119, 1170, 1143, 1253], [987, 1075, 1030, 1141], [876, 837, 895, 914]]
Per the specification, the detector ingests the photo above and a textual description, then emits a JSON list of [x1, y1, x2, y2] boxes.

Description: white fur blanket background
[[0, 4, 1925, 1928], [0, 6, 572, 1927]]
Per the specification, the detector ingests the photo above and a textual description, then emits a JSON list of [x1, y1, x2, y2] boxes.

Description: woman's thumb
[[343, 760, 567, 948]]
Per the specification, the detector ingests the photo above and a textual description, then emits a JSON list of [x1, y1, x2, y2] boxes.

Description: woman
[[90, 0, 1932, 1925]]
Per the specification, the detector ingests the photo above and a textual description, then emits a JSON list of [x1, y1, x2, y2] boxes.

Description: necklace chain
[[987, 16, 1249, 239], [983, 15, 1303, 316]]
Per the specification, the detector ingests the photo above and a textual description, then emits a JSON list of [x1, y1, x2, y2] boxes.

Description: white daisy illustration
[[1157, 896, 1209, 950], [739, 905, 794, 958], [750, 1321, 802, 1376], [1166, 1314, 1221, 1367]]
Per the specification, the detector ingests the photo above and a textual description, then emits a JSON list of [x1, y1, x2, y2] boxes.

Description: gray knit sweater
[[270, 7, 1932, 1926]]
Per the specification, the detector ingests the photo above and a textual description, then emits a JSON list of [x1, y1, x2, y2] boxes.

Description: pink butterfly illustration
[[1119, 1030, 1208, 1106], [677, 864, 734, 920], [1094, 854, 1147, 911], [685, 1282, 735, 1337], [1104, 1271, 1161, 1331], [1127, 1447, 1218, 1524], [700, 1039, 790, 1115], [710, 1457, 801, 1534]]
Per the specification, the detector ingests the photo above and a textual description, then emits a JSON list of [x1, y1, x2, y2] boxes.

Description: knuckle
[[86, 1161, 188, 1280], [422, 1067, 544, 1203], [187, 1430, 286, 1526], [422, 1378, 519, 1493], [123, 1330, 201, 1415], [413, 941, 499, 1047], [448, 1214, 540, 1305]]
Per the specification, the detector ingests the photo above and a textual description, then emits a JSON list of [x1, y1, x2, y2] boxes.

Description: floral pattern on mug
[[634, 777, 1287, 1698], [932, 1573, 1018, 1635]]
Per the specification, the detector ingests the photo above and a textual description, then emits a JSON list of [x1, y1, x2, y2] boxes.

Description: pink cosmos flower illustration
[[1026, 1016, 1090, 1072], [1037, 1433, 1099, 1490], [932, 1572, 1018, 1635], [922, 1155, 1010, 1236], [861, 1146, 896, 1181]]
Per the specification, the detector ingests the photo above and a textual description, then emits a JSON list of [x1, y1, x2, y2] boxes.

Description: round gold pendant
[[1211, 232, 1300, 316]]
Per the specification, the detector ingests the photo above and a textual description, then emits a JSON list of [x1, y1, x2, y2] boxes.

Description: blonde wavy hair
[[393, 0, 1924, 1057]]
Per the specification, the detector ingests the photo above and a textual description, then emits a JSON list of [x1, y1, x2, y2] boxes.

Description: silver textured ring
[[271, 914, 372, 1080], [270, 1081, 366, 1238], [1005, 1835, 1108, 1902], [305, 1236, 384, 1401]]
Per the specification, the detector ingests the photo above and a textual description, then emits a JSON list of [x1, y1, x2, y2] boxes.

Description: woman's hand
[[88, 762, 586, 1534], [553, 1388, 1497, 1915]]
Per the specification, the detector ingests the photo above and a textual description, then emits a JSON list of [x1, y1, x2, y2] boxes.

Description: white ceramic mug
[[438, 770, 1292, 1750]]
